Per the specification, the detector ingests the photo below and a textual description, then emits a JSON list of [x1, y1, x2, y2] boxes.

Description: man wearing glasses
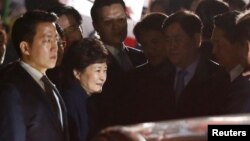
[[51, 5, 83, 48]]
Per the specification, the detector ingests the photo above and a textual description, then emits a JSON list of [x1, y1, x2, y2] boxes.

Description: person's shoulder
[[204, 59, 229, 82], [0, 61, 21, 80], [207, 59, 220, 68], [0, 60, 20, 72], [61, 83, 88, 112], [124, 45, 143, 54], [0, 82, 20, 100], [123, 44, 146, 58], [61, 81, 88, 101], [203, 59, 225, 76], [199, 54, 221, 71]]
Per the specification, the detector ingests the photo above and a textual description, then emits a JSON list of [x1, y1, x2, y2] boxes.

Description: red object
[[124, 37, 137, 48]]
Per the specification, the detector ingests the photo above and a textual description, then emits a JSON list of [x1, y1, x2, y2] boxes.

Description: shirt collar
[[175, 56, 199, 86], [176, 56, 199, 76], [229, 64, 245, 82], [105, 44, 120, 56], [105, 43, 126, 56], [20, 60, 45, 89]]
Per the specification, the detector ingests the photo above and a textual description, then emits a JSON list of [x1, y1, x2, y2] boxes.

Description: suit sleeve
[[0, 83, 26, 141]]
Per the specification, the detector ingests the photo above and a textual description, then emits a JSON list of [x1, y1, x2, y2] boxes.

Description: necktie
[[41, 75, 60, 120], [175, 70, 187, 101]]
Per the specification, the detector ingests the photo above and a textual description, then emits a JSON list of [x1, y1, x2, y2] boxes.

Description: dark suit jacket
[[167, 56, 229, 119], [117, 61, 176, 124], [61, 80, 89, 141], [223, 74, 250, 113], [47, 66, 64, 91], [0, 61, 69, 141], [107, 45, 148, 75]]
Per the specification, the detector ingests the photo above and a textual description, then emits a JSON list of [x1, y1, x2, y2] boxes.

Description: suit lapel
[[15, 64, 65, 133], [107, 51, 123, 72]]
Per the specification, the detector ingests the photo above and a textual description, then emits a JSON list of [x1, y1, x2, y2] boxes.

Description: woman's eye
[[44, 38, 51, 43], [95, 69, 101, 72]]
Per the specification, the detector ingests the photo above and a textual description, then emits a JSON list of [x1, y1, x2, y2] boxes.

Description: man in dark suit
[[124, 13, 175, 123], [162, 10, 229, 119], [0, 10, 69, 141], [237, 10, 250, 76], [211, 11, 250, 113], [91, 0, 147, 73], [88, 0, 147, 136]]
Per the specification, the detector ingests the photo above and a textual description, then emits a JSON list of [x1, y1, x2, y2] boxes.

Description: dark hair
[[195, 0, 229, 39], [25, 0, 63, 11], [213, 11, 240, 44], [11, 10, 58, 57], [55, 23, 64, 39], [133, 12, 168, 43], [168, 0, 193, 13], [50, 5, 82, 25], [235, 10, 250, 42], [149, 0, 171, 14], [62, 38, 108, 80], [91, 0, 126, 23], [162, 10, 202, 37], [223, 0, 246, 11]]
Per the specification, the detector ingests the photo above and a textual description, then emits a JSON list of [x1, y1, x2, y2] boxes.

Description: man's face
[[164, 23, 199, 68], [211, 26, 239, 70], [57, 14, 83, 47], [94, 3, 127, 47], [139, 30, 167, 66], [24, 22, 58, 73]]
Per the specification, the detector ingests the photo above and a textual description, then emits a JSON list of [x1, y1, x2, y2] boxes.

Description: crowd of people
[[1, 0, 250, 141]]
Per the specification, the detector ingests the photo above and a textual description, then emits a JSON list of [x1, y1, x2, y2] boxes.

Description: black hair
[[195, 0, 229, 39], [213, 11, 240, 44], [91, 0, 126, 23], [51, 5, 82, 25], [11, 10, 57, 57], [62, 38, 108, 81], [162, 10, 202, 37], [25, 0, 63, 11], [133, 12, 168, 43]]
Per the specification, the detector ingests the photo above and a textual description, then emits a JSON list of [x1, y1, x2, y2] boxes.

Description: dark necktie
[[41, 75, 60, 120], [175, 70, 187, 102]]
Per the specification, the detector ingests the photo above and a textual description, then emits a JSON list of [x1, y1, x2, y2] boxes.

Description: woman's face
[[74, 62, 107, 95]]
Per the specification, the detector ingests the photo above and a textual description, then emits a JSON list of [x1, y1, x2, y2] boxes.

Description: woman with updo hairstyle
[[61, 38, 108, 141]]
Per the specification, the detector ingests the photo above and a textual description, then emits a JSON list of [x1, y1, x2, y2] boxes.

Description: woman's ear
[[73, 69, 81, 80], [20, 41, 30, 55]]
